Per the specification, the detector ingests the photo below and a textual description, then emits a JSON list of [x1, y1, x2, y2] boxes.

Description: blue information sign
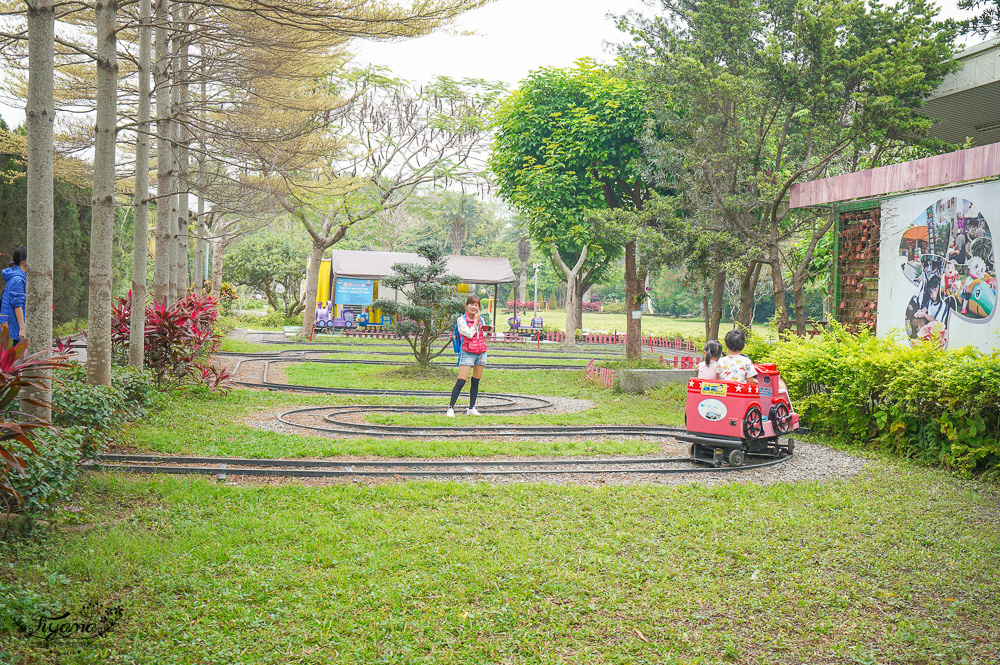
[[334, 278, 374, 305]]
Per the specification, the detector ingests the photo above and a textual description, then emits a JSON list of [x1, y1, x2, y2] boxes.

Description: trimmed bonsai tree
[[374, 243, 467, 367]]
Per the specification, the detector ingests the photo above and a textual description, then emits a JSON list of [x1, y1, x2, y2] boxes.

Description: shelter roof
[[329, 250, 516, 284]]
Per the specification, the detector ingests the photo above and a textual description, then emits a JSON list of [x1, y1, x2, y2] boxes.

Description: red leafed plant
[[1, 324, 70, 509], [194, 364, 232, 393], [112, 292, 226, 389], [53, 331, 85, 358]]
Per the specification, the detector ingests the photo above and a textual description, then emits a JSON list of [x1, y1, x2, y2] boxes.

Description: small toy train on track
[[677, 363, 808, 468]]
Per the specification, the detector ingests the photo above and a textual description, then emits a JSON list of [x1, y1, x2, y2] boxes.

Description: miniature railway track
[[116, 348, 797, 482], [258, 339, 628, 358], [88, 452, 792, 478]]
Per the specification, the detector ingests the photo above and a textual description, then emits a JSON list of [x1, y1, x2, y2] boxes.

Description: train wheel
[[744, 406, 764, 439], [773, 402, 792, 434], [727, 449, 745, 467]]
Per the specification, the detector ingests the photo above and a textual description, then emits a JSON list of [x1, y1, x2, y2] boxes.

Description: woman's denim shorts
[[458, 349, 487, 366]]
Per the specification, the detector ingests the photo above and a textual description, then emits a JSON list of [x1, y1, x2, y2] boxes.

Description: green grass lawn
[[535, 312, 710, 338], [4, 336, 998, 663], [2, 466, 998, 664], [119, 371, 674, 459]]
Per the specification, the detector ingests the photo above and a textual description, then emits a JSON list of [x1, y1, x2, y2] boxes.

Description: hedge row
[[749, 327, 1000, 477]]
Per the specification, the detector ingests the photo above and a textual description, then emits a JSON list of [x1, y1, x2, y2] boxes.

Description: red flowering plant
[[0, 324, 70, 509], [112, 292, 228, 389]]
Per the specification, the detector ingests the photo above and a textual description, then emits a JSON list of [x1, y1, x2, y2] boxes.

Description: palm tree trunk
[[152, 0, 171, 303], [86, 0, 118, 386], [24, 0, 56, 419], [129, 0, 151, 369], [517, 237, 529, 302]]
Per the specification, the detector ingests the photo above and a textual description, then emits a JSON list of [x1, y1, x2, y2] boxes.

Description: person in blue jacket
[[1, 246, 28, 345]]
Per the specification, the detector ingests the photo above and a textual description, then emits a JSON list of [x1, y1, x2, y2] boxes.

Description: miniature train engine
[[677, 363, 808, 467]]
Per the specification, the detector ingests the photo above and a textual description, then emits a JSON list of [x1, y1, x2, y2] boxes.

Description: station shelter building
[[313, 250, 515, 329]]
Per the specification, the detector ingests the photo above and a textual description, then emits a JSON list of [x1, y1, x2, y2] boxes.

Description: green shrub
[[743, 327, 778, 363], [52, 318, 87, 337], [257, 311, 287, 328], [765, 325, 1000, 477], [237, 296, 266, 310], [5, 427, 85, 514], [52, 363, 162, 456], [601, 302, 626, 314]]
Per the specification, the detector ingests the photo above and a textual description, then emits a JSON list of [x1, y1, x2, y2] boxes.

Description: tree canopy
[[489, 59, 655, 286], [223, 229, 310, 318], [490, 59, 666, 352], [617, 0, 959, 332]]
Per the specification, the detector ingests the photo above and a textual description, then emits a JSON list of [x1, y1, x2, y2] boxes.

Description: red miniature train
[[678, 363, 807, 467]]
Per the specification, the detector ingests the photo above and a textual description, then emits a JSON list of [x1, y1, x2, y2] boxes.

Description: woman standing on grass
[[447, 295, 488, 418], [0, 246, 28, 345]]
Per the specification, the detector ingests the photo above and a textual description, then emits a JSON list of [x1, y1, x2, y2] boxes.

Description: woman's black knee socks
[[449, 379, 466, 408], [469, 378, 480, 408]]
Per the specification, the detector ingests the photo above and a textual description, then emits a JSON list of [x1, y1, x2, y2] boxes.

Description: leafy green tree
[[490, 59, 658, 355], [223, 229, 310, 317], [287, 73, 502, 338], [959, 0, 999, 36], [651, 267, 703, 318], [373, 243, 466, 367], [618, 0, 958, 334]]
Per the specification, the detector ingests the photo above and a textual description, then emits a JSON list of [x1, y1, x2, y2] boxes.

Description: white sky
[[0, 0, 982, 128], [350, 0, 648, 86]]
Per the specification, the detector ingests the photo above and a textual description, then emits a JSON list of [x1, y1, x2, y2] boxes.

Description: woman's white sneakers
[[445, 407, 481, 416], [444, 407, 483, 418]]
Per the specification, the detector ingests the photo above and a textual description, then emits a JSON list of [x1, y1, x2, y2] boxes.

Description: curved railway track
[[93, 348, 795, 481]]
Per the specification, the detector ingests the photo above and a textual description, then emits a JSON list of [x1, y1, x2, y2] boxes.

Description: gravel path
[[197, 439, 871, 489]]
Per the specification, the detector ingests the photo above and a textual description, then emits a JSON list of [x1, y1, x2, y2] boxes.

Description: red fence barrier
[[339, 327, 698, 354], [584, 358, 616, 389]]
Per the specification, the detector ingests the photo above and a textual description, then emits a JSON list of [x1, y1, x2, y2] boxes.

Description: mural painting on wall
[[897, 197, 995, 348]]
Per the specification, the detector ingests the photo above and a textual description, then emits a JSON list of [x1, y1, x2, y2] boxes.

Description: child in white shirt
[[716, 329, 758, 384]]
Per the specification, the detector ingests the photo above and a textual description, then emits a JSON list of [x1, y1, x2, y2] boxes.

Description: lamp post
[[532, 263, 540, 320]]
